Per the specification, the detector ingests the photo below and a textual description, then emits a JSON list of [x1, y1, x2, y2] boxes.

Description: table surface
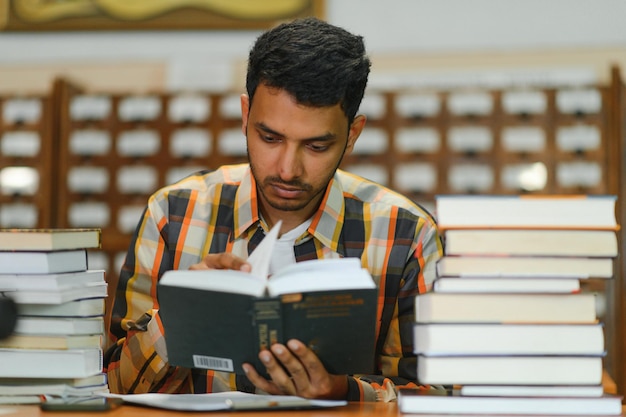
[[0, 403, 626, 417], [1, 402, 626, 417], [0, 402, 397, 417]]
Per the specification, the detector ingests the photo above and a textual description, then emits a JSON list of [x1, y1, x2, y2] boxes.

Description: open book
[[105, 391, 346, 411], [157, 221, 377, 376]]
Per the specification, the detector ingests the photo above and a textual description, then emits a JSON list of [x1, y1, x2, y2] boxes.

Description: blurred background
[[0, 0, 624, 93]]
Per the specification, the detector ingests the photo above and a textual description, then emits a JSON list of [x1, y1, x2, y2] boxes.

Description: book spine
[[252, 299, 283, 352]]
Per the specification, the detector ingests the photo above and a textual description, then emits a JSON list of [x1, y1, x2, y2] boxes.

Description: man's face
[[241, 84, 364, 222]]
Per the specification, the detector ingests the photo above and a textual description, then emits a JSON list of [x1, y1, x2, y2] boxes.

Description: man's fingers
[[242, 363, 280, 395], [188, 253, 250, 271], [243, 355, 297, 396], [285, 340, 324, 378], [259, 350, 298, 393], [270, 343, 310, 387]]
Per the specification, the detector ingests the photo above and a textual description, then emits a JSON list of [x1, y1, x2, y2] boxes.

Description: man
[[105, 17, 442, 402]]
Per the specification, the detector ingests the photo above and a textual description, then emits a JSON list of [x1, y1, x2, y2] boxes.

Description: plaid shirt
[[104, 164, 442, 402]]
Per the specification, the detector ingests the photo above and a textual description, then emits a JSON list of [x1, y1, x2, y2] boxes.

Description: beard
[[248, 157, 341, 213], [245, 131, 348, 213], [250, 166, 329, 212]]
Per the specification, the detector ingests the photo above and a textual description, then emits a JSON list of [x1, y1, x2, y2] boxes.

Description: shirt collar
[[233, 167, 261, 238], [233, 166, 346, 251]]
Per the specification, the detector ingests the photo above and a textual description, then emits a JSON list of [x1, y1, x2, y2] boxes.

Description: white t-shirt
[[268, 219, 312, 276]]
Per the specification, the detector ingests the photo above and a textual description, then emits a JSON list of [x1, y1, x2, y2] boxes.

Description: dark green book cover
[[158, 284, 377, 376]]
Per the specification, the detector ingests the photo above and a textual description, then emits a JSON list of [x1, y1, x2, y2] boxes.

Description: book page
[[104, 392, 346, 411], [268, 257, 376, 296], [246, 220, 282, 281]]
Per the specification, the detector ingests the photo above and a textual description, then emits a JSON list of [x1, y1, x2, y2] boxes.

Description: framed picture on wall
[[0, 0, 325, 31]]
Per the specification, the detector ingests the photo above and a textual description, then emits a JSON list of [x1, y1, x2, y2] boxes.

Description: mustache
[[264, 177, 312, 191]]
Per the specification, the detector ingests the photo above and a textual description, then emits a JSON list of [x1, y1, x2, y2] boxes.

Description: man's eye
[[262, 135, 280, 143], [308, 143, 329, 152]]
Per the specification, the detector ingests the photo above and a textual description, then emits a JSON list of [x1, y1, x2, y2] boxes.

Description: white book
[[0, 382, 108, 397], [0, 348, 103, 378], [0, 395, 42, 405], [18, 298, 105, 317], [433, 276, 580, 293], [414, 323, 604, 355], [0, 270, 105, 291], [397, 389, 622, 416], [417, 355, 603, 385], [0, 374, 107, 390], [459, 384, 605, 398], [443, 229, 618, 257], [435, 195, 618, 230], [0, 250, 88, 274], [436, 255, 613, 278], [14, 316, 104, 336], [415, 292, 597, 324], [6, 283, 107, 305]]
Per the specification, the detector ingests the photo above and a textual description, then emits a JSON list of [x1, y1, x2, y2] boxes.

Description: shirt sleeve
[[345, 217, 443, 402], [104, 194, 196, 393], [104, 309, 193, 393], [104, 190, 242, 395]]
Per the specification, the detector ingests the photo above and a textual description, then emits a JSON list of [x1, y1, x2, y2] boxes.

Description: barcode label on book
[[192, 355, 234, 372]]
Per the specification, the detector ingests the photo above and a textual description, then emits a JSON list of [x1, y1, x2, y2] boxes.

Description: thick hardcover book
[[434, 194, 618, 230], [0, 333, 103, 350], [432, 276, 581, 293], [443, 228, 618, 257], [0, 395, 42, 405], [0, 374, 109, 401], [397, 389, 622, 416], [5, 283, 107, 305], [14, 316, 104, 336], [414, 292, 597, 324], [0, 250, 88, 274], [458, 384, 605, 398], [17, 298, 105, 317], [436, 255, 613, 278], [0, 270, 105, 292], [0, 228, 101, 251], [158, 221, 377, 376], [417, 355, 603, 385], [414, 323, 605, 355], [0, 348, 103, 379], [0, 374, 107, 392]]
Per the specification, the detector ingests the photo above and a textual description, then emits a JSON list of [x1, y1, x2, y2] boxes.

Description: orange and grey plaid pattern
[[105, 164, 442, 402]]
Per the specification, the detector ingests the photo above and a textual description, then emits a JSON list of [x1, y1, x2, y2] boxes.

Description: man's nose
[[277, 146, 303, 181]]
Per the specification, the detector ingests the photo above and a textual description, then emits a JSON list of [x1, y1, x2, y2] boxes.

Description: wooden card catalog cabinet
[[340, 85, 610, 215], [55, 81, 249, 287], [0, 95, 53, 228]]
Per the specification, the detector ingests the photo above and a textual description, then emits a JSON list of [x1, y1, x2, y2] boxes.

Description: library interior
[[0, 0, 625, 415]]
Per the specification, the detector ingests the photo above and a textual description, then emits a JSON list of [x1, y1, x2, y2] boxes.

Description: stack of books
[[399, 195, 623, 416], [0, 228, 108, 404]]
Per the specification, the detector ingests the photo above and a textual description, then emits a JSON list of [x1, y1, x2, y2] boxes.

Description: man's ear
[[240, 94, 250, 135], [345, 114, 367, 155]]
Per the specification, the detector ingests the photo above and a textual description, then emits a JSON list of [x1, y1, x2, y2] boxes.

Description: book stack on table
[[399, 195, 623, 416], [0, 228, 109, 404]]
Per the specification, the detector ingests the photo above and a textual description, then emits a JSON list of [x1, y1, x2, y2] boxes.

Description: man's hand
[[188, 253, 251, 272], [242, 339, 349, 400]]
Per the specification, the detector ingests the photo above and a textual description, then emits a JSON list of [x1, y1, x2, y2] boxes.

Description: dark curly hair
[[246, 17, 371, 124]]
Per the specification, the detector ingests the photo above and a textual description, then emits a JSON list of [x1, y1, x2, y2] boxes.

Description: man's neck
[[261, 211, 312, 237]]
